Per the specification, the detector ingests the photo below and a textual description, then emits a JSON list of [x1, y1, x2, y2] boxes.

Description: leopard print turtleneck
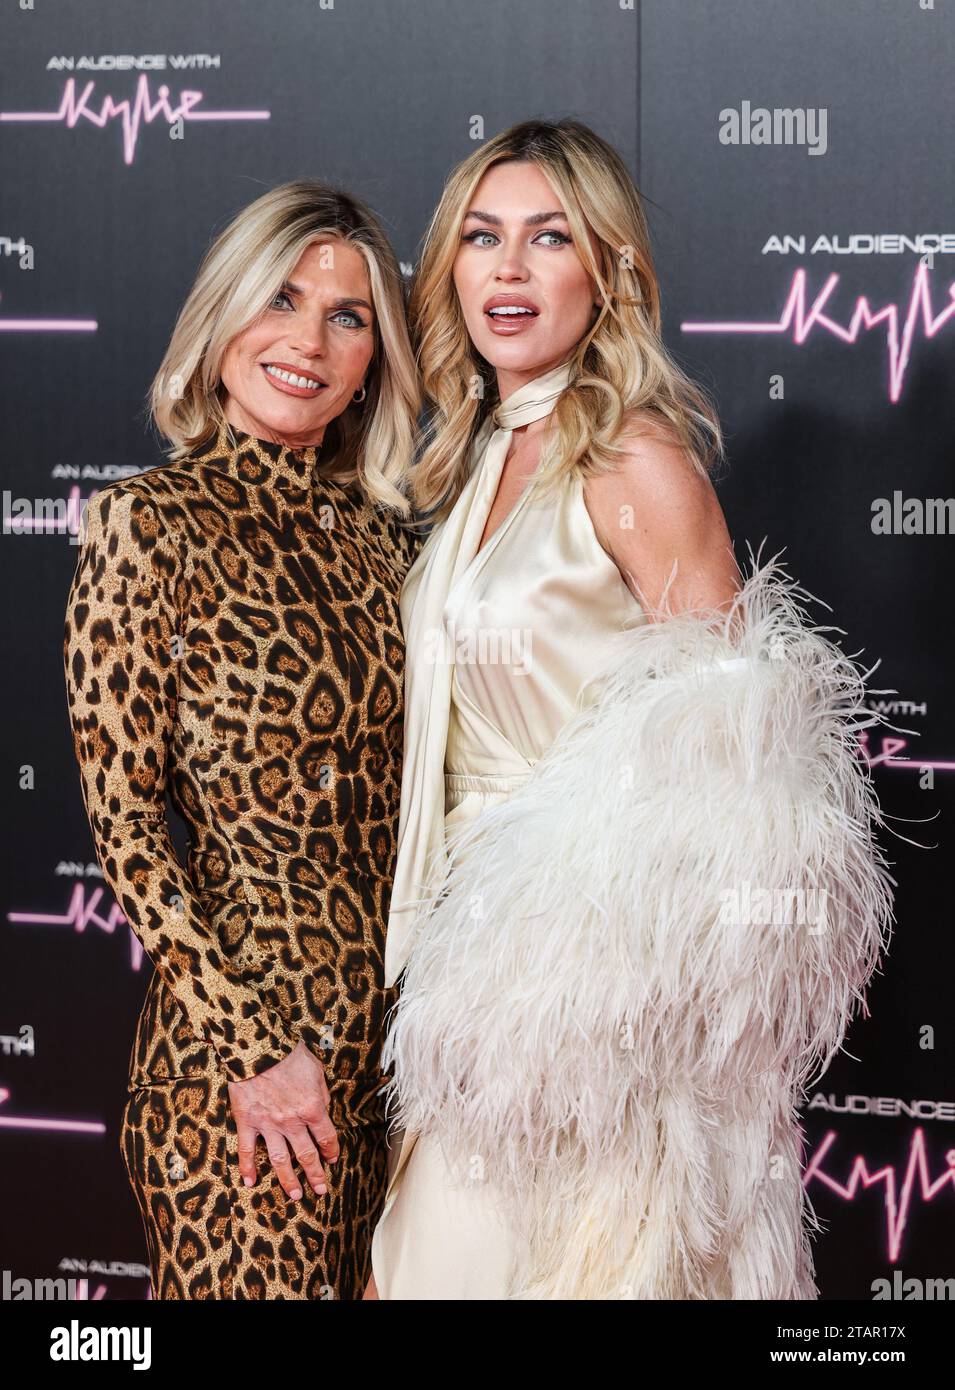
[[63, 419, 419, 1299]]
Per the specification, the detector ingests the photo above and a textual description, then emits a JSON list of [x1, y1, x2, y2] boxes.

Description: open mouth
[[486, 305, 537, 320], [262, 363, 327, 394], [483, 296, 540, 331]]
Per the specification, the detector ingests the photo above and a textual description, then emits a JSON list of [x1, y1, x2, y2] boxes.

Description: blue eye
[[331, 309, 367, 329], [461, 229, 572, 248], [462, 230, 499, 248], [268, 291, 367, 329]]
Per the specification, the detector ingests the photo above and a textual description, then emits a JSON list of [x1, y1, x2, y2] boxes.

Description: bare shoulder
[[582, 411, 740, 616]]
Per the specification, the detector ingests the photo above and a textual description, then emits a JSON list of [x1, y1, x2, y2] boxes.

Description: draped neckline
[[383, 357, 576, 987]]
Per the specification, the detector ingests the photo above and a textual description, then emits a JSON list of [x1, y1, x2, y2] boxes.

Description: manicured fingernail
[[243, 1176, 254, 1187], [289, 1187, 303, 1200]]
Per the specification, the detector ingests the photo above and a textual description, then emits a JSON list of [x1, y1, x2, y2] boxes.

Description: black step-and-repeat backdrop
[[1, 0, 951, 1301]]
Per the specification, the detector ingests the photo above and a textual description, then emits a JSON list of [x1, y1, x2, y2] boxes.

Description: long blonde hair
[[148, 180, 419, 515], [409, 118, 724, 522]]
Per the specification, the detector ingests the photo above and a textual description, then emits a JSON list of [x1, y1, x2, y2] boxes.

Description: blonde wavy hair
[[147, 179, 419, 516], [409, 118, 724, 522]]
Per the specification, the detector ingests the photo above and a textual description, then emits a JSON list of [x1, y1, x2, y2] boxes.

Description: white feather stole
[[381, 552, 896, 1300]]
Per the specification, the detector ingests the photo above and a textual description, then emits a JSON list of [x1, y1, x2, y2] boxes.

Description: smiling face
[[452, 160, 599, 399], [219, 238, 376, 449]]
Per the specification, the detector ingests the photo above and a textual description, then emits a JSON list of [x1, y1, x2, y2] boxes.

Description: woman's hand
[[227, 1039, 339, 1201]]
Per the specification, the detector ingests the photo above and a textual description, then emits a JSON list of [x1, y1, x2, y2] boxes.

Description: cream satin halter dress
[[371, 360, 647, 1299]]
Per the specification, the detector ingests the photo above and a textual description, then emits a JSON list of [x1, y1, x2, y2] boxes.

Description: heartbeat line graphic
[[859, 731, 955, 772], [682, 262, 955, 402], [0, 1085, 106, 1135], [0, 75, 270, 164], [8, 884, 144, 970], [804, 1128, 955, 1263], [0, 290, 96, 334]]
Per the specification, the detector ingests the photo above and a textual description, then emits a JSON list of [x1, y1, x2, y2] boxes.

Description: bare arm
[[582, 420, 739, 618]]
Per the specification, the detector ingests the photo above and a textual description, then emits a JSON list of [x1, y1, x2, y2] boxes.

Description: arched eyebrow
[[463, 210, 569, 226], [281, 280, 373, 312]]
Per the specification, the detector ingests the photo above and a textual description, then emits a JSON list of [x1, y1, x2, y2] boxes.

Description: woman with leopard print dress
[[63, 181, 420, 1300]]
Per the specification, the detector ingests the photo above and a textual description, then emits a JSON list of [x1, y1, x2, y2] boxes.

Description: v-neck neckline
[[464, 359, 576, 576], [471, 445, 541, 565]]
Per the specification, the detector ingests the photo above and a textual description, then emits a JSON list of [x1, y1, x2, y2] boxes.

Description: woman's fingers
[[260, 1125, 303, 1201], [285, 1121, 328, 1197], [234, 1112, 261, 1188], [307, 1107, 341, 1165]]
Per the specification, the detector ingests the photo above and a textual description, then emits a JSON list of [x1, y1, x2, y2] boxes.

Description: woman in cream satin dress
[[368, 119, 890, 1301], [368, 117, 740, 1299], [372, 360, 645, 1296]]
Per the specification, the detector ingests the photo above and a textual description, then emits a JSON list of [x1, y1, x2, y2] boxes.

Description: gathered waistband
[[444, 770, 532, 824], [444, 770, 532, 796]]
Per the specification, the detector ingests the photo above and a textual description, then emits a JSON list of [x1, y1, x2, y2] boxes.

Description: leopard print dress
[[63, 420, 419, 1300]]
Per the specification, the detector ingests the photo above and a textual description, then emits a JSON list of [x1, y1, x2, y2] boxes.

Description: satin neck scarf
[[384, 359, 576, 986]]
